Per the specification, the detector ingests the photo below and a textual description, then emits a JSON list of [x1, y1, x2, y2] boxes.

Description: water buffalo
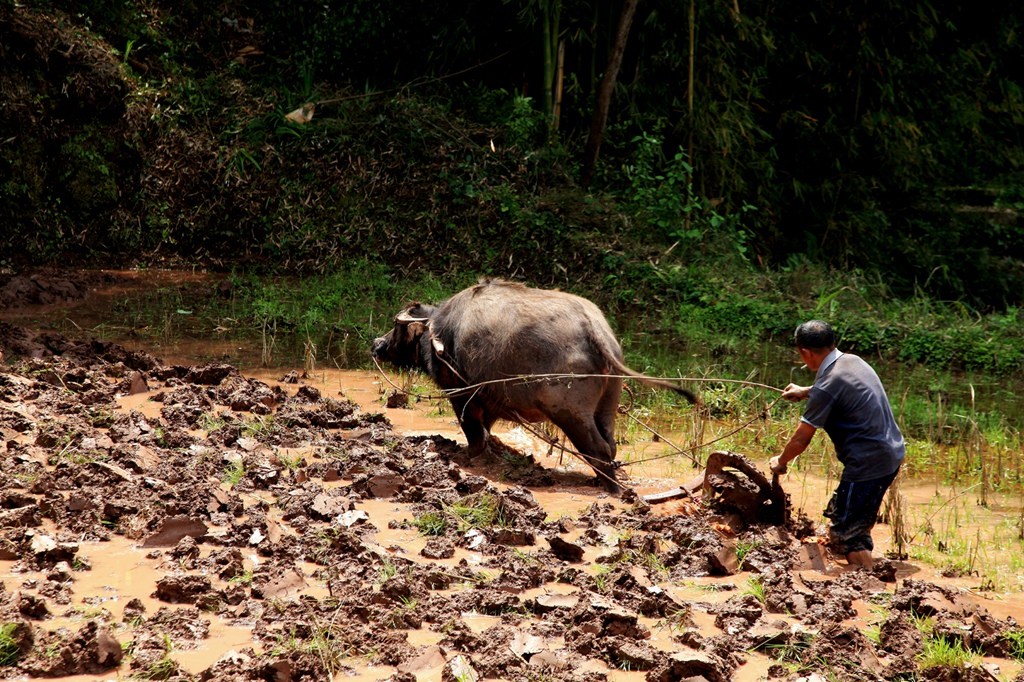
[[371, 280, 696, 492]]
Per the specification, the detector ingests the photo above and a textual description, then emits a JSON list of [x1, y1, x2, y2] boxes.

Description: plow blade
[[642, 450, 790, 526]]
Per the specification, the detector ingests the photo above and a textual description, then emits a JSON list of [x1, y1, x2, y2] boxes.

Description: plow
[[641, 450, 791, 526]]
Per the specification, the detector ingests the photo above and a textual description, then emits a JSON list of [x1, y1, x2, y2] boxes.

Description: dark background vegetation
[[1, 0, 1023, 372]]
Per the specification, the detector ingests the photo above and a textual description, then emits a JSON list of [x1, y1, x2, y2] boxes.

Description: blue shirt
[[801, 350, 905, 481]]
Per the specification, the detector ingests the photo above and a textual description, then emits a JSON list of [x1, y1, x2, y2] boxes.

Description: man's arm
[[770, 421, 817, 474]]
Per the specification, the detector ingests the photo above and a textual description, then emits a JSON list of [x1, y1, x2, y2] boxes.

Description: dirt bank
[[0, 270, 125, 310], [0, 322, 1022, 682]]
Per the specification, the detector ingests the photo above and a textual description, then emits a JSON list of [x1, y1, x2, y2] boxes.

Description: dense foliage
[[0, 0, 1022, 307]]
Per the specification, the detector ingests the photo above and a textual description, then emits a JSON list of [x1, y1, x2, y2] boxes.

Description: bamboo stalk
[[686, 0, 696, 234], [553, 39, 566, 130]]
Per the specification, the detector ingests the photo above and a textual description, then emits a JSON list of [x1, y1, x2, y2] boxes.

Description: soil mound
[[0, 270, 123, 310]]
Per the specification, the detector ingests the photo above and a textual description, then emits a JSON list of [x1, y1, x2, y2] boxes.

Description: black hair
[[794, 320, 835, 351]]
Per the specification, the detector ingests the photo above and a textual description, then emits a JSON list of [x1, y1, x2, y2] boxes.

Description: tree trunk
[[580, 0, 639, 188]]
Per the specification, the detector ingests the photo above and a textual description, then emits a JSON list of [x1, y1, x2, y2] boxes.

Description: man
[[769, 320, 905, 568]]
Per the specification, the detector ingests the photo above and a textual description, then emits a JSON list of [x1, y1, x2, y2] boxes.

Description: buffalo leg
[[594, 379, 622, 458], [553, 413, 621, 493], [449, 395, 489, 456]]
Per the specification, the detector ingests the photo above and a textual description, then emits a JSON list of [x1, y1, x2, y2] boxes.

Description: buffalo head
[[371, 303, 436, 369]]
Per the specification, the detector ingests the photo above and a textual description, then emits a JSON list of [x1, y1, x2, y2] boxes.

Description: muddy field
[[1, 305, 1024, 681]]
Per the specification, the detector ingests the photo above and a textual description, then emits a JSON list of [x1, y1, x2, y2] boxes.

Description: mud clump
[[18, 621, 123, 676]]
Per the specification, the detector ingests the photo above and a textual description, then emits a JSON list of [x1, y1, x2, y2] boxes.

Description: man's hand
[[769, 456, 788, 475], [781, 383, 811, 402]]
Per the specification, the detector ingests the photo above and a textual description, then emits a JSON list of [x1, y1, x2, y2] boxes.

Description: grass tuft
[[916, 637, 980, 670], [0, 623, 20, 666]]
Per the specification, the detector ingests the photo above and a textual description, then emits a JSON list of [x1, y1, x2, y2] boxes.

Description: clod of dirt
[[154, 575, 213, 604], [143, 515, 209, 547], [920, 665, 1010, 682], [422, 537, 456, 559], [183, 363, 241, 385], [742, 619, 793, 650], [398, 645, 448, 674], [547, 536, 585, 562], [442, 654, 480, 682], [533, 593, 581, 614], [17, 592, 50, 619], [708, 542, 739, 575], [891, 578, 983, 618], [701, 450, 788, 525], [711, 594, 764, 634], [493, 528, 537, 546], [647, 649, 733, 682], [6, 319, 1024, 682], [44, 561, 74, 583], [803, 625, 884, 678], [19, 621, 122, 676], [367, 473, 407, 498], [124, 371, 149, 395], [253, 567, 307, 599], [879, 610, 924, 656], [609, 639, 662, 670], [23, 532, 80, 569]]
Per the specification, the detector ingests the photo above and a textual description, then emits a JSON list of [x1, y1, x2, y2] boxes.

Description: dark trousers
[[823, 467, 900, 554]]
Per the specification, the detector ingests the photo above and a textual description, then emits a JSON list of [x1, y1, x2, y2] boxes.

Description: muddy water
[[0, 535, 259, 677]]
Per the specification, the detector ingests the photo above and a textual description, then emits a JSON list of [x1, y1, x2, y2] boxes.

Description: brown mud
[[0, 270, 125, 311], [1, 319, 1023, 682]]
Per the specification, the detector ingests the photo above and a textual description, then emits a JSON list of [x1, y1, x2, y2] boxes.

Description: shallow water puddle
[[0, 536, 261, 679], [0, 540, 161, 623], [357, 498, 482, 570]]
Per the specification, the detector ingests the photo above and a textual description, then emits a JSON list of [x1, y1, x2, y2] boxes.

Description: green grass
[[271, 615, 365, 677], [411, 511, 448, 536], [593, 570, 609, 594], [142, 656, 178, 680], [0, 623, 20, 666], [639, 552, 669, 576], [198, 413, 226, 432], [740, 575, 767, 604], [917, 637, 980, 670], [910, 612, 936, 636], [376, 559, 399, 584], [406, 495, 510, 537], [240, 414, 278, 439], [1006, 629, 1024, 662], [278, 453, 305, 471], [136, 635, 177, 680], [443, 493, 509, 531], [863, 604, 889, 645], [735, 539, 761, 569], [223, 458, 246, 486], [227, 568, 254, 586]]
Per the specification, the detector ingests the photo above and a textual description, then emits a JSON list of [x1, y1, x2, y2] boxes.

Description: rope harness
[[372, 355, 787, 490]]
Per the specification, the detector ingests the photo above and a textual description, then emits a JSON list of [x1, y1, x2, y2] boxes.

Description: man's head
[[794, 320, 836, 352], [794, 320, 836, 372]]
